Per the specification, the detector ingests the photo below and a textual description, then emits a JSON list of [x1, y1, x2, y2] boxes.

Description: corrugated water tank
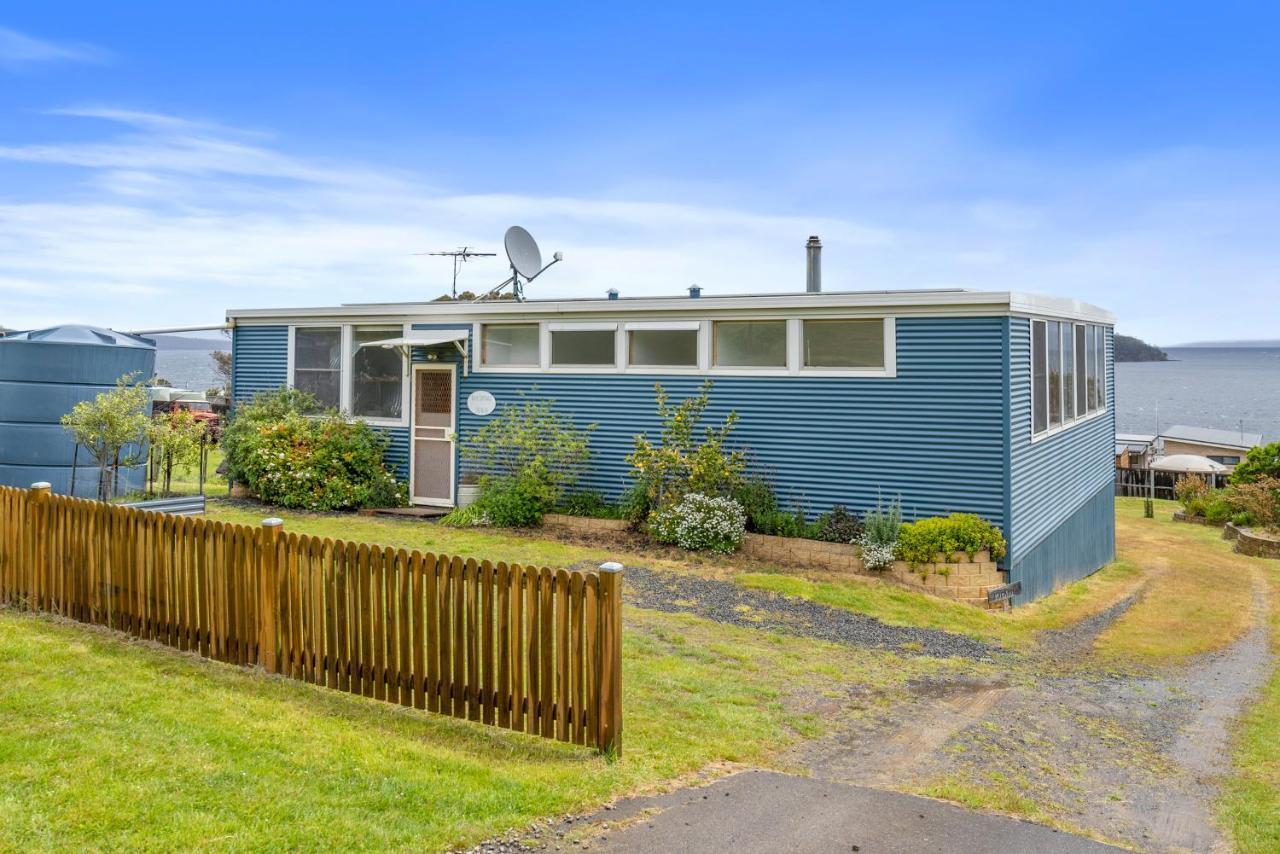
[[0, 325, 156, 497]]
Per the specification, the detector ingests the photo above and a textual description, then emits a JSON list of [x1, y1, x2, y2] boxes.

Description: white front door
[[411, 365, 455, 506]]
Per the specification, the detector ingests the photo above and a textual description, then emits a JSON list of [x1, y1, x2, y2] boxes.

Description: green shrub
[[221, 388, 322, 484], [618, 482, 651, 525], [732, 476, 778, 532], [895, 513, 1007, 567], [1175, 474, 1211, 513], [444, 473, 546, 528], [649, 493, 745, 553], [229, 406, 406, 511], [814, 505, 863, 543], [753, 507, 808, 538], [460, 393, 595, 508], [628, 381, 746, 512], [1231, 510, 1259, 528], [1230, 442, 1280, 485], [555, 490, 622, 519], [1203, 494, 1235, 525]]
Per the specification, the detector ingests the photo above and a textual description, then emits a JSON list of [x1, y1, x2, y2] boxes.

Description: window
[[1032, 320, 1108, 437], [550, 328, 616, 366], [1032, 320, 1047, 434], [629, 328, 698, 367], [802, 319, 885, 368], [351, 327, 403, 419], [1094, 325, 1106, 409], [1209, 455, 1241, 466], [1074, 325, 1087, 419], [1062, 322, 1075, 420], [293, 327, 341, 409], [1047, 321, 1062, 428], [712, 320, 786, 368], [481, 324, 539, 366]]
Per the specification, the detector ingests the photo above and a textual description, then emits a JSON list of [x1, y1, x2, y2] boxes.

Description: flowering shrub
[[1228, 476, 1280, 532], [859, 495, 902, 570], [650, 493, 746, 553], [1175, 474, 1210, 512], [895, 513, 1007, 566], [224, 388, 406, 511], [627, 381, 745, 523]]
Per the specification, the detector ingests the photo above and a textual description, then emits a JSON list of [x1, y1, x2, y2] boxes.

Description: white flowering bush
[[651, 492, 746, 554], [858, 536, 897, 570], [859, 494, 902, 570]]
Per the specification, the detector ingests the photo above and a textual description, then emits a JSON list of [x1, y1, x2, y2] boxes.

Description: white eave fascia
[[227, 289, 1114, 326]]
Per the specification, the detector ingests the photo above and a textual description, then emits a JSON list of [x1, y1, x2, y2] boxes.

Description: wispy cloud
[[0, 109, 892, 330], [0, 27, 107, 71], [1, 106, 1278, 344]]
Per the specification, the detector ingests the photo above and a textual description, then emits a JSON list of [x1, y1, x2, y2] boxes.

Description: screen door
[[412, 366, 455, 505]]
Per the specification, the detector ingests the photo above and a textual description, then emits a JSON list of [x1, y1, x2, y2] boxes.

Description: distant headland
[[1115, 334, 1169, 363]]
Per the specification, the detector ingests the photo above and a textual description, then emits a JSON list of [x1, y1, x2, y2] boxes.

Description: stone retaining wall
[[1172, 510, 1219, 526], [544, 514, 1009, 610], [543, 513, 631, 535], [1233, 526, 1280, 559]]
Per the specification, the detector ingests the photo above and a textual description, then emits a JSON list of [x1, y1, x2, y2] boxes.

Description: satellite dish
[[504, 226, 542, 279], [475, 226, 563, 302]]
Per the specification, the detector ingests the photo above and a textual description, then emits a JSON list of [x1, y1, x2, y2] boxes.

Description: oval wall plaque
[[467, 390, 496, 416]]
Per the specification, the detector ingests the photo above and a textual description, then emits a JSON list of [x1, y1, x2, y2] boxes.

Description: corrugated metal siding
[[231, 325, 288, 406], [1010, 482, 1115, 603], [1007, 319, 1116, 602], [452, 317, 1009, 525]]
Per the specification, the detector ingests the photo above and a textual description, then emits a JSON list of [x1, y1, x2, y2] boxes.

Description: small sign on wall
[[467, 390, 496, 416], [987, 580, 1022, 603]]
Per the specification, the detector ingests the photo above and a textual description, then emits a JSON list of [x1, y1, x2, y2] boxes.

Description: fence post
[[28, 482, 51, 611], [596, 561, 624, 757], [259, 518, 284, 673]]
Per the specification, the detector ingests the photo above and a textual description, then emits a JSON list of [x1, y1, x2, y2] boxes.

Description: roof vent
[[688, 284, 702, 299], [805, 235, 822, 293], [607, 288, 619, 300]]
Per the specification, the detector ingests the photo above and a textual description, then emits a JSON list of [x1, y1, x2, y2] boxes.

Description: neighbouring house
[[226, 287, 1114, 604], [1158, 424, 1261, 471]]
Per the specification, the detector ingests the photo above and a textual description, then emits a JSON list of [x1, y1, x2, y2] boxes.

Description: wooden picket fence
[[0, 484, 623, 754]]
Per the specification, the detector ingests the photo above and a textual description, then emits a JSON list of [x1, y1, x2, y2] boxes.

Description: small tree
[[460, 393, 595, 507], [211, 350, 232, 396], [627, 381, 746, 517], [61, 373, 152, 499], [1231, 442, 1280, 485], [148, 409, 206, 496]]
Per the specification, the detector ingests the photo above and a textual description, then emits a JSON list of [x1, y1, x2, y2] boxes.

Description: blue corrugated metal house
[[226, 287, 1114, 604]]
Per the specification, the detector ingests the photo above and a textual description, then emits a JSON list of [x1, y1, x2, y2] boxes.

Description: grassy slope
[[0, 605, 956, 851], [1092, 499, 1260, 663]]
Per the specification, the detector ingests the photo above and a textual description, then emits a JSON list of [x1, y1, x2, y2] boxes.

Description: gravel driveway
[[599, 563, 999, 661]]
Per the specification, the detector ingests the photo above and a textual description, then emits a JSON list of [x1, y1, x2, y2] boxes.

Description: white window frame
[[545, 322, 621, 372], [476, 322, 541, 371], [622, 320, 703, 373], [1029, 318, 1108, 443], [470, 315, 898, 378], [348, 324, 411, 427], [795, 317, 896, 377], [287, 322, 411, 427]]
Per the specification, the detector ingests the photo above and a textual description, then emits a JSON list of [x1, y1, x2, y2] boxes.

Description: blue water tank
[[0, 325, 156, 497]]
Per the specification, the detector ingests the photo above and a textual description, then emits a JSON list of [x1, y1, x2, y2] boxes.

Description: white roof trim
[[227, 288, 1114, 326]]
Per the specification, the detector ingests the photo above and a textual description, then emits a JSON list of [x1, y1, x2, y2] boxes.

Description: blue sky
[[1, 2, 1277, 343]]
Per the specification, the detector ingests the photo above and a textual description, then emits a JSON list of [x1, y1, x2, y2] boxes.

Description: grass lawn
[[0, 599, 961, 851], [1092, 498, 1263, 664]]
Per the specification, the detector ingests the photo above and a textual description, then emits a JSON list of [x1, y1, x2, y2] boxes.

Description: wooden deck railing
[[0, 483, 623, 754]]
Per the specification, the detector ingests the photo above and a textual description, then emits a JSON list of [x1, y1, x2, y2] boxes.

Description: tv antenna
[[414, 246, 496, 298], [476, 226, 563, 302]]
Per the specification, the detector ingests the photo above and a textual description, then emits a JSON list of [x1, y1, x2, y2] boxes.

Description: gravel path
[[602, 563, 999, 661]]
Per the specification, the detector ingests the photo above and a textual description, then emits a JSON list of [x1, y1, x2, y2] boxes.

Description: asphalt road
[[571, 771, 1122, 854]]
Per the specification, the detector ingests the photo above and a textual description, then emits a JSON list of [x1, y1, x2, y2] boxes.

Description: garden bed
[[1232, 526, 1280, 559], [544, 514, 1010, 611], [1172, 510, 1222, 526]]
